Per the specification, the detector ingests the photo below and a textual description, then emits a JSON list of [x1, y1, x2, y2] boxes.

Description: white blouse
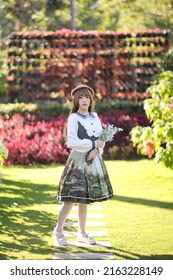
[[67, 111, 104, 153]]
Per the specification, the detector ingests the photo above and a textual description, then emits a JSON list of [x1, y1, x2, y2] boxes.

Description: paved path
[[53, 204, 114, 260], [53, 252, 114, 260]]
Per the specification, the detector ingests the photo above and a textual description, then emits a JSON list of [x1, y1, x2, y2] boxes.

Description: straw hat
[[71, 85, 94, 97]]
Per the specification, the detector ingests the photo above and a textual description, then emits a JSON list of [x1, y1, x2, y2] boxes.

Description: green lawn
[[0, 159, 173, 260]]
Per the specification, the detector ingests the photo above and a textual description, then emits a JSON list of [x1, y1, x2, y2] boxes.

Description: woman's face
[[78, 94, 91, 112]]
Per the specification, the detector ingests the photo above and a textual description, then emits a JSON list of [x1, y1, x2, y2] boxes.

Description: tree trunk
[[70, 0, 76, 29], [15, 0, 24, 31], [15, 19, 21, 31]]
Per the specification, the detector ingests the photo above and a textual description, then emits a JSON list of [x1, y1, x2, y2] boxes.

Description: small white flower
[[99, 124, 123, 142]]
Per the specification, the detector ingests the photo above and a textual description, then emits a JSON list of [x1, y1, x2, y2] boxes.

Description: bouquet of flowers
[[99, 124, 123, 142]]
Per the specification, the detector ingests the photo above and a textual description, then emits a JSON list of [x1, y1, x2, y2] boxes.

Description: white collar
[[76, 111, 95, 119]]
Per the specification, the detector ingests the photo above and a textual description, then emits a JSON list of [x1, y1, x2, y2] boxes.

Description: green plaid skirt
[[58, 150, 113, 204]]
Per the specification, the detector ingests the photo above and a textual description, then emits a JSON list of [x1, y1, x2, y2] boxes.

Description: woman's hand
[[86, 149, 98, 161], [96, 140, 105, 148]]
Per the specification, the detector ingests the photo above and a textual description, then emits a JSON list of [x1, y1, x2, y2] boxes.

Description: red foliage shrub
[[0, 110, 149, 164], [0, 113, 69, 165], [99, 109, 150, 154]]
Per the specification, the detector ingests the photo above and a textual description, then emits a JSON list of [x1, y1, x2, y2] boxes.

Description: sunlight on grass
[[0, 160, 173, 260]]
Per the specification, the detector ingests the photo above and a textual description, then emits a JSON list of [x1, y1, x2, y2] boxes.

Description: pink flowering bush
[[0, 113, 69, 165], [0, 109, 149, 164]]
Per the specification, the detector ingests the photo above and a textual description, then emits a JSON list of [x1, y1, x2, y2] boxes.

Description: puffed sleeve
[[67, 114, 95, 152]]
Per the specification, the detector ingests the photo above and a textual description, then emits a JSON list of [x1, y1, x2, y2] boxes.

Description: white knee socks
[[55, 201, 73, 233], [78, 203, 87, 235], [55, 202, 87, 235]]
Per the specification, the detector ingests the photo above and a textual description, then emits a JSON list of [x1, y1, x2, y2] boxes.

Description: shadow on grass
[[112, 195, 173, 210], [0, 209, 57, 259], [1, 178, 56, 205], [0, 178, 59, 260], [51, 245, 173, 260], [111, 247, 173, 260], [0, 177, 92, 260], [1, 177, 173, 260]]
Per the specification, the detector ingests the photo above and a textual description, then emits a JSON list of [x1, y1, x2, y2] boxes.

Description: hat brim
[[71, 85, 94, 96]]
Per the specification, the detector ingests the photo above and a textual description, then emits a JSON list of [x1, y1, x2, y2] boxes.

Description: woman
[[52, 85, 113, 246]]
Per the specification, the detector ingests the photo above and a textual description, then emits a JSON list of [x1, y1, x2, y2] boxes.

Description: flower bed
[[0, 109, 149, 165], [0, 113, 69, 165]]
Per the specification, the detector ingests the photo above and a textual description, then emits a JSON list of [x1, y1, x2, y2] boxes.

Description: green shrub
[[159, 48, 173, 72], [0, 100, 143, 118], [0, 102, 71, 118], [130, 71, 173, 169]]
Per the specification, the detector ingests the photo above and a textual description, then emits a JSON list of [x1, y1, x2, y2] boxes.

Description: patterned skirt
[[58, 150, 113, 204]]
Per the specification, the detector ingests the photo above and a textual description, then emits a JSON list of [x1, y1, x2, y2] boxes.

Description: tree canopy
[[0, 0, 173, 40]]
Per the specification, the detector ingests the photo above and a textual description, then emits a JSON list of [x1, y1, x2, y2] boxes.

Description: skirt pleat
[[58, 150, 113, 204]]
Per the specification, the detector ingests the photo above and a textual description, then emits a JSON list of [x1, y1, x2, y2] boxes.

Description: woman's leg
[[78, 203, 88, 234], [54, 201, 74, 234], [77, 203, 96, 244]]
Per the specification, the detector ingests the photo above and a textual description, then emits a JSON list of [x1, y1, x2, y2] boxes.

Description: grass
[[0, 159, 173, 260]]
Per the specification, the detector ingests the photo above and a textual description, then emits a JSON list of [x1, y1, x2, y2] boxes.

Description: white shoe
[[76, 233, 96, 245], [52, 230, 67, 246]]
